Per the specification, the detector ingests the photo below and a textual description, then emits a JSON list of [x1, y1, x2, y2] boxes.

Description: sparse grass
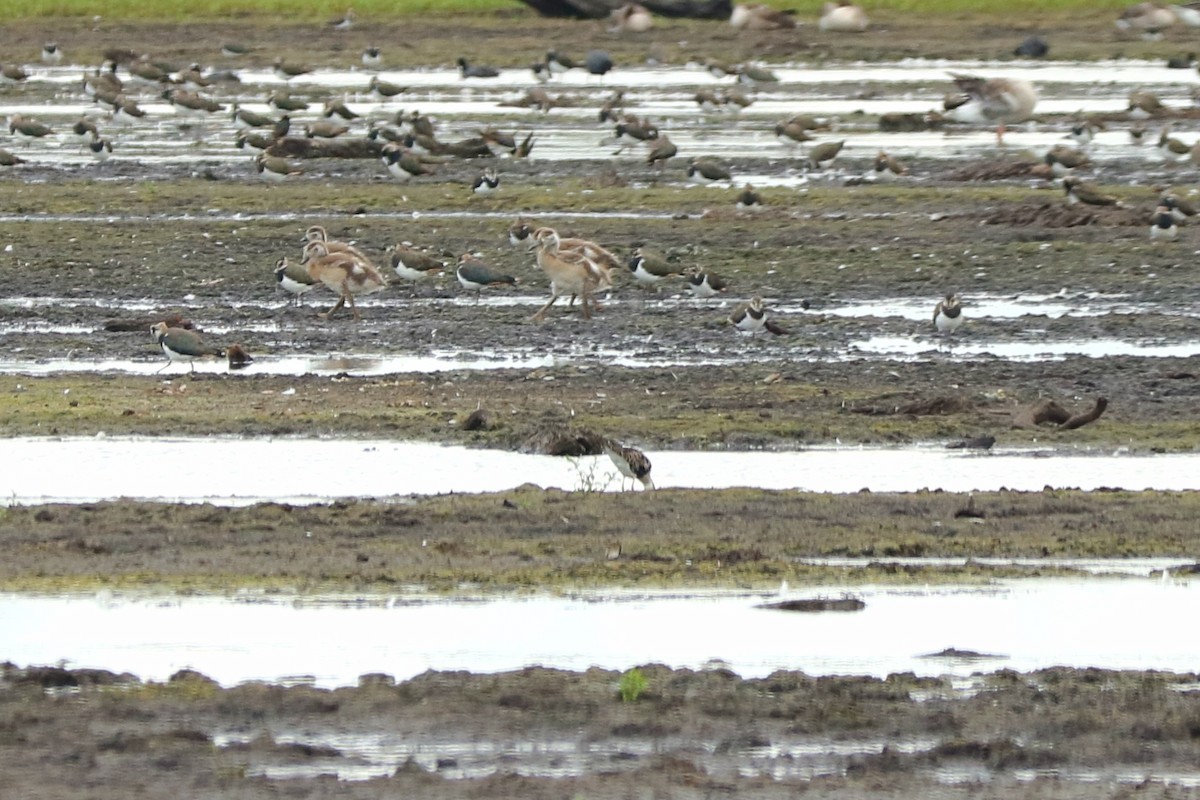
[[0, 0, 1134, 20]]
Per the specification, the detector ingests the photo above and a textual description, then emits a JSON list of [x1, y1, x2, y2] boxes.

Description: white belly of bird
[[935, 311, 963, 333], [279, 274, 314, 296], [736, 313, 766, 333], [1151, 223, 1178, 241], [688, 280, 719, 298], [385, 162, 414, 181]]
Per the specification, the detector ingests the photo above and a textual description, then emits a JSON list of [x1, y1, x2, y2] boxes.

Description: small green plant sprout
[[618, 667, 647, 703]]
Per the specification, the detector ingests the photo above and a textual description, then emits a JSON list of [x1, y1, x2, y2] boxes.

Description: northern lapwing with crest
[[151, 322, 225, 373]]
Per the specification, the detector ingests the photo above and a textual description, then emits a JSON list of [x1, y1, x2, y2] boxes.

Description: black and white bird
[[933, 293, 964, 334], [471, 167, 500, 194], [1150, 204, 1179, 241], [274, 256, 318, 305], [457, 57, 500, 79], [88, 137, 114, 162], [604, 439, 655, 490], [41, 42, 63, 64], [685, 268, 729, 298], [151, 322, 225, 372], [729, 296, 767, 332], [456, 254, 517, 302], [362, 46, 382, 69]]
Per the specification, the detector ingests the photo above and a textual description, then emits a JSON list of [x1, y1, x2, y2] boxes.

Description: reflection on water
[[3, 577, 1197, 688], [1, 437, 1198, 504]]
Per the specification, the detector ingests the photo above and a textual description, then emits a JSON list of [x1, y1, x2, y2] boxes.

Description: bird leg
[[580, 290, 592, 320], [346, 292, 361, 321], [531, 293, 559, 322], [319, 296, 347, 320], [995, 122, 1007, 146]]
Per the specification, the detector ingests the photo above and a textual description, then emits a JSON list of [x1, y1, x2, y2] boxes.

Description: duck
[[818, 0, 869, 32], [944, 73, 1038, 145]]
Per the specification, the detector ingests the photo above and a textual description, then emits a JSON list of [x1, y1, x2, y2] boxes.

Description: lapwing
[[1157, 126, 1191, 160], [1044, 144, 1089, 177], [329, 7, 356, 30], [89, 137, 113, 162], [151, 322, 225, 373], [645, 134, 677, 168], [175, 63, 213, 91], [71, 116, 100, 142], [1167, 52, 1196, 68], [1063, 177, 1122, 207], [604, 439, 654, 491], [0, 64, 30, 84], [686, 156, 732, 184], [256, 152, 302, 182], [236, 131, 274, 156], [818, 0, 869, 31], [933, 293, 964, 334], [128, 57, 171, 85], [367, 122, 406, 144], [272, 114, 291, 141], [221, 42, 250, 58], [405, 110, 436, 138], [873, 151, 908, 181], [545, 50, 579, 76], [1151, 204, 1179, 240], [41, 42, 63, 64], [302, 240, 387, 321], [381, 143, 435, 181], [471, 167, 500, 194], [945, 73, 1038, 145], [111, 95, 148, 125], [0, 147, 26, 166], [456, 254, 517, 302], [1127, 90, 1165, 119], [368, 75, 406, 100], [230, 102, 276, 130], [8, 114, 54, 140], [685, 268, 729, 298], [628, 247, 680, 287], [388, 242, 446, 284], [273, 57, 312, 81], [323, 97, 359, 120], [730, 2, 797, 29], [274, 256, 318, 305], [729, 297, 767, 333], [775, 120, 815, 151], [457, 57, 500, 79], [803, 139, 845, 170], [304, 119, 350, 139], [736, 184, 762, 209], [1161, 191, 1198, 222], [608, 3, 654, 33], [362, 46, 383, 69], [737, 64, 780, 85], [267, 90, 309, 112]]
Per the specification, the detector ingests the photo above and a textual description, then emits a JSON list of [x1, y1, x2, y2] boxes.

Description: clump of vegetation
[[619, 667, 648, 702]]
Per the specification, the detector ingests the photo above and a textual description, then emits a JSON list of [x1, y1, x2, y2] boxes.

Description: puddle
[[853, 335, 1200, 360], [3, 577, 1198, 688], [0, 437, 1197, 505]]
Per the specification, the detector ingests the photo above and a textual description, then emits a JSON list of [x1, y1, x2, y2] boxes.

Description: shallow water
[[0, 437, 1196, 504], [4, 577, 1197, 688], [3, 59, 1195, 168]]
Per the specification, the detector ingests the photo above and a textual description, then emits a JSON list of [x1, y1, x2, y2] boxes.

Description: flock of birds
[[7, 1, 1200, 490]]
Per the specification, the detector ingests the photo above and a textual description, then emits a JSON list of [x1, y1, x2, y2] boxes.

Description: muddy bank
[[4, 661, 1200, 799], [2, 488, 1199, 592]]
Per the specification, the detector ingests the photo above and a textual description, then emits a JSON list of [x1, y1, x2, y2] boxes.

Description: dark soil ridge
[[3, 661, 1200, 799]]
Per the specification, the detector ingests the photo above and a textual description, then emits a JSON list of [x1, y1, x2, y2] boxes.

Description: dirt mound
[[984, 201, 1148, 227]]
